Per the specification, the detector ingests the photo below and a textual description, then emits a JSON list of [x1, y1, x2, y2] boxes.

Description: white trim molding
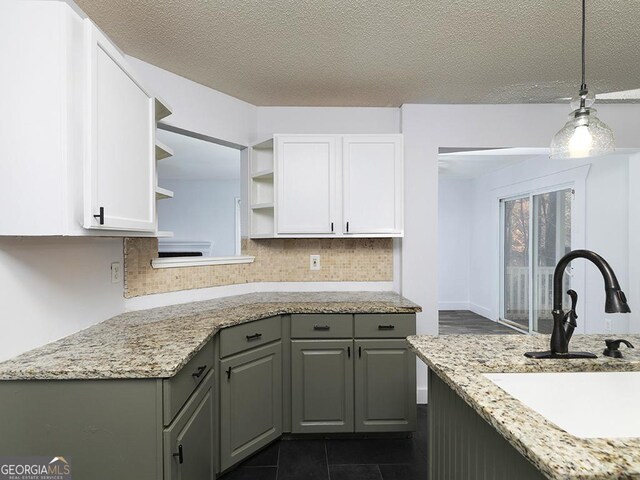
[[151, 255, 255, 269]]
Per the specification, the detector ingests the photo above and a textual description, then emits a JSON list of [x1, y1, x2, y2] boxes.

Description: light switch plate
[[310, 255, 321, 271], [111, 262, 122, 284]]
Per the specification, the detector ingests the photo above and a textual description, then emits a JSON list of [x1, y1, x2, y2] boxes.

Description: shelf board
[[155, 96, 173, 122], [251, 202, 274, 210], [251, 169, 274, 180], [155, 140, 174, 160], [155, 187, 174, 200]]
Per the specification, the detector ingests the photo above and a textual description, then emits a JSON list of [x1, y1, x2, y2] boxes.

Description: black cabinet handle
[[93, 207, 104, 225], [226, 367, 232, 379], [313, 325, 330, 331], [358, 346, 362, 358], [173, 444, 184, 464], [378, 324, 395, 330], [346, 221, 349, 232], [331, 222, 334, 232], [246, 333, 262, 341], [347, 346, 351, 358], [192, 365, 207, 378]]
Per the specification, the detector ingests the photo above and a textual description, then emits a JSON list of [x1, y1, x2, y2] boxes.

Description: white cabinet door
[[84, 22, 156, 232], [276, 136, 337, 234], [342, 135, 403, 235]]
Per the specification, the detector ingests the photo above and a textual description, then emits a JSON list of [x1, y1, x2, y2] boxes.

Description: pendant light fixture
[[550, 0, 615, 159]]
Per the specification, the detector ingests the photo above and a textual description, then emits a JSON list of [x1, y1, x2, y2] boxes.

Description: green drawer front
[[220, 316, 282, 358], [354, 314, 416, 338], [163, 340, 215, 426], [291, 314, 353, 338]]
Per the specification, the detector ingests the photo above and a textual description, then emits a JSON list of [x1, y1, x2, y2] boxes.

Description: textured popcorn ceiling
[[74, 0, 640, 106]]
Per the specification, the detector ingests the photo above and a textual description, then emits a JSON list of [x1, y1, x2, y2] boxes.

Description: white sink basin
[[484, 371, 640, 439]]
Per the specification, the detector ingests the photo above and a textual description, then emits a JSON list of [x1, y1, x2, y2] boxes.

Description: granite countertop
[[407, 333, 640, 480], [0, 291, 420, 381]]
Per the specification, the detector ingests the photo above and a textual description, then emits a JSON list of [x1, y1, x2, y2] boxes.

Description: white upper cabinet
[[276, 136, 337, 234], [342, 135, 403, 235], [250, 134, 403, 238], [84, 24, 155, 232], [0, 1, 167, 236]]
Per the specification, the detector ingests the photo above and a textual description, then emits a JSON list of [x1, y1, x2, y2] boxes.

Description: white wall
[[255, 107, 401, 142], [127, 56, 257, 147], [401, 104, 640, 402], [158, 179, 241, 256], [465, 153, 632, 334], [437, 177, 472, 310], [0, 238, 124, 362]]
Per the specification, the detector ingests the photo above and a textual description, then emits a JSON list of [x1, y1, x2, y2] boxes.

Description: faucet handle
[[603, 339, 635, 358]]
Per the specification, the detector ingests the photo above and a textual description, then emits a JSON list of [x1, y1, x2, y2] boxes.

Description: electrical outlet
[[310, 255, 321, 271], [604, 317, 613, 333], [111, 262, 122, 284]]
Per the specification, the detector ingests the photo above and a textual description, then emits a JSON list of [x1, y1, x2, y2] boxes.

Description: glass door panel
[[502, 196, 530, 330], [532, 189, 572, 333]]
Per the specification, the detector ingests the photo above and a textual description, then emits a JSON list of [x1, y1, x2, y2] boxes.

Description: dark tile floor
[[438, 310, 522, 335], [219, 405, 429, 480]]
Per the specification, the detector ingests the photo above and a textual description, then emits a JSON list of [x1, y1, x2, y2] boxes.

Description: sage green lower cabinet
[[354, 339, 416, 432], [164, 370, 215, 480], [219, 342, 282, 471], [291, 339, 354, 433]]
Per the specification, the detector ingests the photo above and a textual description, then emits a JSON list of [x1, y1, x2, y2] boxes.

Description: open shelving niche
[[154, 96, 174, 237], [249, 138, 275, 238]]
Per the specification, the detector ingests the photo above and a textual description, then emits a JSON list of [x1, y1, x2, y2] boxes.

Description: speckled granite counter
[[0, 292, 420, 380], [408, 334, 640, 480]]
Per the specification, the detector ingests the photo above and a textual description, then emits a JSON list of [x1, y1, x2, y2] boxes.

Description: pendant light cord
[[580, 0, 588, 104]]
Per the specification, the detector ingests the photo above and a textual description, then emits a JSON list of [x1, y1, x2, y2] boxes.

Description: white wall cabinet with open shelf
[[248, 134, 403, 238], [0, 1, 171, 237]]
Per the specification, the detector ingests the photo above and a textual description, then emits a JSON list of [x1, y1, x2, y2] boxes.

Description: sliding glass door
[[501, 188, 572, 333]]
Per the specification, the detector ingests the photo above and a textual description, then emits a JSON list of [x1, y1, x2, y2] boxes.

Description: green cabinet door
[[291, 339, 354, 433], [164, 370, 215, 480], [220, 342, 282, 472], [354, 339, 416, 432]]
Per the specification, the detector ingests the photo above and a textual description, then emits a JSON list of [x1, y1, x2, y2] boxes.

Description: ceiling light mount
[[550, 0, 615, 159]]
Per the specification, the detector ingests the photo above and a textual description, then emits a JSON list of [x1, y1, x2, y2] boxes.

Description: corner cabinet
[[0, 1, 172, 236], [249, 134, 404, 238], [84, 22, 156, 232], [217, 316, 283, 472]]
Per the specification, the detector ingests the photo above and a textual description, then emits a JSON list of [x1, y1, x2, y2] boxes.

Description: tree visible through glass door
[[501, 189, 572, 333]]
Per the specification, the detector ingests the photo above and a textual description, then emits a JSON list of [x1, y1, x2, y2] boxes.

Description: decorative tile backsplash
[[123, 237, 394, 298]]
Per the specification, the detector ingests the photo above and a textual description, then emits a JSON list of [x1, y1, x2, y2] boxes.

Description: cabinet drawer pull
[[226, 367, 232, 379], [192, 365, 207, 379], [346, 221, 350, 232], [173, 444, 184, 464], [378, 324, 395, 330], [348, 346, 351, 358], [313, 325, 330, 331], [331, 222, 334, 232], [246, 333, 262, 341], [359, 346, 362, 358]]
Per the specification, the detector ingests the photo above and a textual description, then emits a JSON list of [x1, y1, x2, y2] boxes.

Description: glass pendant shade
[[550, 107, 615, 159]]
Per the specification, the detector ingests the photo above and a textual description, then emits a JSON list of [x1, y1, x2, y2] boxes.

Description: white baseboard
[[468, 303, 493, 320], [438, 301, 470, 311], [124, 281, 396, 311]]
